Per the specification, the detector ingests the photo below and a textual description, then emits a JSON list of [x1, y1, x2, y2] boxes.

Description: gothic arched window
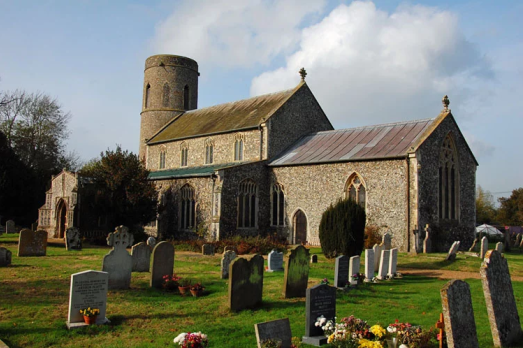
[[180, 142, 188, 167], [234, 134, 244, 161], [271, 183, 285, 226], [439, 134, 459, 220], [205, 138, 214, 164], [180, 185, 196, 230], [345, 173, 366, 209], [159, 150, 166, 169], [238, 179, 257, 228], [162, 83, 170, 107], [184, 85, 190, 110]]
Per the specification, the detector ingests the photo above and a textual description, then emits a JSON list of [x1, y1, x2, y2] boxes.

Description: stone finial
[[442, 95, 450, 111], [299, 67, 307, 81]]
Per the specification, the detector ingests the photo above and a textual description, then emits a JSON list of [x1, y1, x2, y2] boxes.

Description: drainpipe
[[406, 157, 411, 252]]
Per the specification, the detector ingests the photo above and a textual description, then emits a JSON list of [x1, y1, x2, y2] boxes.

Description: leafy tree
[[497, 188, 523, 226], [79, 146, 158, 235], [476, 185, 497, 224]]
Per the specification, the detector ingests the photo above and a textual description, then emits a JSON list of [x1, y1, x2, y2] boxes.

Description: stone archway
[[56, 199, 67, 238], [293, 209, 307, 244]]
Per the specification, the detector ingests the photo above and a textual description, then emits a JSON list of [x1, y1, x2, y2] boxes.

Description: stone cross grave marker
[[495, 242, 503, 253], [5, 220, 15, 234], [302, 284, 336, 347], [348, 255, 360, 286], [423, 224, 432, 253], [480, 250, 523, 347], [202, 243, 215, 256], [377, 249, 390, 280], [150, 241, 175, 288], [0, 247, 12, 267], [65, 227, 82, 251], [228, 254, 264, 311], [146, 236, 156, 249], [364, 249, 374, 282], [102, 226, 133, 290], [267, 249, 284, 272], [131, 242, 151, 272], [381, 231, 392, 250], [334, 255, 349, 288], [440, 279, 479, 348], [310, 254, 318, 263], [66, 270, 110, 329], [388, 248, 398, 278], [221, 250, 237, 279], [255, 318, 292, 348], [445, 241, 460, 261], [18, 229, 47, 257], [373, 244, 382, 270], [283, 245, 310, 298], [480, 237, 488, 259]]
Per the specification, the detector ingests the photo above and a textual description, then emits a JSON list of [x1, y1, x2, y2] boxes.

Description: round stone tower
[[139, 54, 199, 159]]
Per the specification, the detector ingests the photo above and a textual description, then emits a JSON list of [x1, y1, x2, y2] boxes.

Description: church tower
[[139, 54, 199, 159]]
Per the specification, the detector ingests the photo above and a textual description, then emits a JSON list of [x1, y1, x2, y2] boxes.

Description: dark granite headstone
[[150, 241, 175, 288], [65, 227, 82, 251], [18, 229, 47, 256], [202, 243, 215, 256], [0, 247, 12, 266], [221, 250, 237, 279], [228, 255, 264, 311], [334, 255, 349, 288], [310, 254, 318, 263], [283, 245, 310, 298], [255, 318, 292, 348], [302, 284, 336, 346]]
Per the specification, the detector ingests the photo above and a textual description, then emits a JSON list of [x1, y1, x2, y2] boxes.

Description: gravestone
[[302, 284, 336, 346], [202, 243, 215, 256], [146, 236, 156, 249], [31, 222, 38, 231], [267, 249, 284, 272], [310, 254, 318, 263], [504, 230, 512, 252], [65, 227, 82, 251], [388, 248, 398, 278], [18, 229, 47, 256], [283, 245, 310, 298], [480, 250, 523, 346], [221, 250, 237, 279], [373, 244, 382, 270], [0, 247, 12, 266], [348, 255, 360, 286], [423, 224, 432, 253], [446, 241, 460, 261], [495, 242, 503, 253], [150, 241, 175, 288], [469, 237, 479, 252], [377, 249, 390, 280], [102, 226, 133, 289], [5, 220, 15, 234], [480, 237, 488, 259], [364, 249, 374, 282], [131, 242, 151, 272], [381, 231, 392, 250], [224, 245, 235, 252], [516, 234, 522, 248], [66, 270, 110, 329], [255, 318, 292, 348], [440, 280, 479, 348], [228, 255, 264, 311], [334, 255, 349, 288]]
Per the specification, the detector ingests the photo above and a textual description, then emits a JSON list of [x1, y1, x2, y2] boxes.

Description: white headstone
[[388, 248, 398, 278], [373, 244, 382, 270], [267, 249, 284, 272], [378, 250, 390, 280], [102, 226, 133, 289], [480, 237, 489, 259], [446, 241, 460, 261], [364, 249, 374, 282], [66, 270, 110, 329], [495, 242, 503, 254], [221, 250, 237, 279], [349, 256, 360, 285]]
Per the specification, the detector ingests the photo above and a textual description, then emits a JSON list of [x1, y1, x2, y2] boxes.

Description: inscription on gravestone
[[255, 318, 292, 348], [67, 270, 109, 329], [303, 284, 336, 346]]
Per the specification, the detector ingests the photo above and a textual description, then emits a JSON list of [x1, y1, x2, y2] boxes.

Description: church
[[138, 54, 477, 252]]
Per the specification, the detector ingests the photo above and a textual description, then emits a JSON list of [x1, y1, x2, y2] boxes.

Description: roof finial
[[442, 95, 450, 111], [299, 67, 307, 81]]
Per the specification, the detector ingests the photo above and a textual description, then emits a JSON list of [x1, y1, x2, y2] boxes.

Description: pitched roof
[[269, 118, 436, 166], [147, 161, 258, 180], [148, 83, 304, 144]]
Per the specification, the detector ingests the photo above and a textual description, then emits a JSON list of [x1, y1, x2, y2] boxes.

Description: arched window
[[234, 134, 244, 161], [439, 134, 459, 220], [271, 183, 285, 226], [180, 142, 188, 167], [205, 138, 214, 164], [184, 85, 190, 110], [345, 173, 366, 209], [238, 179, 257, 228], [180, 185, 196, 230], [159, 150, 166, 169], [162, 83, 170, 107], [145, 84, 151, 108]]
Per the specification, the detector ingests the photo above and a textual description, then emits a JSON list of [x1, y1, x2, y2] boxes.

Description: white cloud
[[251, 1, 493, 128]]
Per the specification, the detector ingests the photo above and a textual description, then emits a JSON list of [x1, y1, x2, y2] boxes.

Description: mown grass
[[1, 235, 523, 347]]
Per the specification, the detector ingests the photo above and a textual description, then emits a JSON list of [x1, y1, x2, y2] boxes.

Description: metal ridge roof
[[148, 161, 258, 180]]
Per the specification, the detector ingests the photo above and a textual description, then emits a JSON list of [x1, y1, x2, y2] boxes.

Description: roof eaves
[[269, 155, 407, 167], [147, 125, 258, 145]]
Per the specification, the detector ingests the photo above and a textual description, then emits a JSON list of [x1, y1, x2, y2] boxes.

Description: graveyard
[[1, 233, 523, 347]]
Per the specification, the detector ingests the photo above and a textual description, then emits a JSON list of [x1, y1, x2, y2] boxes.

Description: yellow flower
[[370, 325, 386, 338], [327, 333, 336, 343], [358, 339, 383, 348]]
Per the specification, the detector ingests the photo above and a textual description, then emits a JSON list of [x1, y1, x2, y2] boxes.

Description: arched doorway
[[293, 210, 307, 244], [56, 199, 67, 238]]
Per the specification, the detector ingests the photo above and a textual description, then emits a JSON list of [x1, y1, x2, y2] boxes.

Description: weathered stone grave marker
[[0, 247, 12, 267], [102, 226, 133, 289], [150, 241, 175, 288], [423, 224, 432, 253], [18, 229, 47, 257], [445, 241, 460, 261], [348, 255, 360, 285], [66, 270, 110, 329], [381, 231, 392, 250], [440, 279, 479, 348], [334, 255, 349, 288], [480, 237, 488, 259], [5, 220, 15, 234], [504, 230, 511, 252], [267, 249, 284, 272], [131, 242, 151, 272], [373, 244, 382, 270], [221, 250, 237, 279], [377, 249, 390, 280], [202, 243, 214, 256], [255, 318, 292, 348], [480, 250, 523, 347], [388, 248, 398, 278], [228, 255, 264, 311], [364, 249, 374, 282], [146, 236, 156, 249], [495, 242, 503, 253], [469, 237, 479, 252], [302, 284, 336, 346], [310, 254, 318, 263], [283, 245, 310, 298], [65, 227, 82, 251]]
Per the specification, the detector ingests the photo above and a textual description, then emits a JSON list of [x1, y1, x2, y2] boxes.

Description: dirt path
[[399, 267, 523, 281]]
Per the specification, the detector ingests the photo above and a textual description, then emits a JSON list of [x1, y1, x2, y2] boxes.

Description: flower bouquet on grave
[[351, 273, 365, 285], [189, 282, 205, 297], [162, 274, 181, 291], [178, 278, 192, 296], [173, 331, 209, 348], [260, 338, 283, 348], [79, 307, 100, 325], [320, 278, 330, 286]]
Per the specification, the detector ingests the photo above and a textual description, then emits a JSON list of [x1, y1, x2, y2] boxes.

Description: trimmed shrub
[[171, 234, 288, 255], [364, 225, 382, 249], [319, 198, 366, 259]]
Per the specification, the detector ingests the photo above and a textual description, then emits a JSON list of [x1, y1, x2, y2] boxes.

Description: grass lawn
[[1, 234, 523, 347]]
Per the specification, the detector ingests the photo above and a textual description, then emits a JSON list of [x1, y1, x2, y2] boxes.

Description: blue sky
[[0, 0, 521, 202]]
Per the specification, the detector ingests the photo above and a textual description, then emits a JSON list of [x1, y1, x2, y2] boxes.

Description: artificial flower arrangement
[[79, 307, 99, 317], [162, 274, 181, 291], [173, 331, 209, 348]]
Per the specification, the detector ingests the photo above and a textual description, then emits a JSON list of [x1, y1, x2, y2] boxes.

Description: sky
[[0, 0, 521, 203]]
